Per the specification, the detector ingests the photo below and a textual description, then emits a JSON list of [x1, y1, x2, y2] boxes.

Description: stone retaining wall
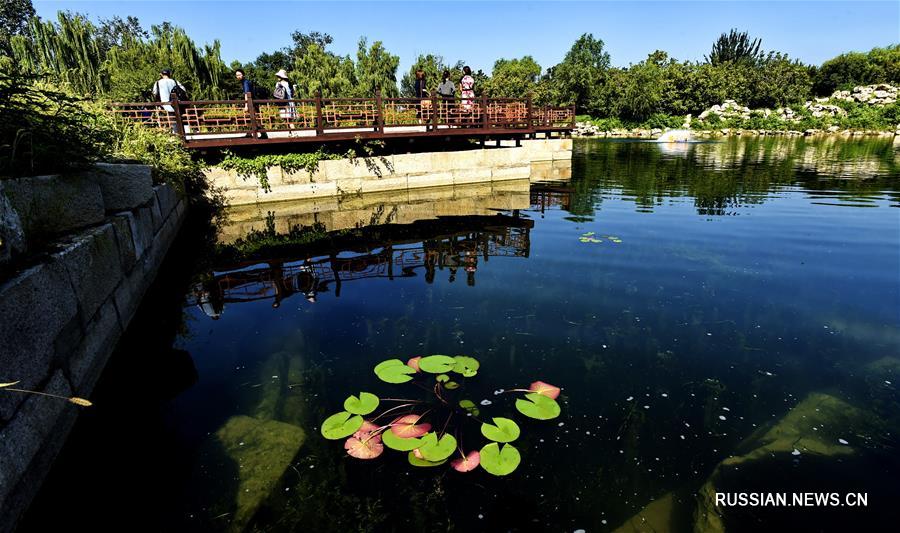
[[205, 138, 572, 206], [0, 165, 187, 531]]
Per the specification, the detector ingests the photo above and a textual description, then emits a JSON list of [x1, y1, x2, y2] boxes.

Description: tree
[[293, 43, 355, 97], [750, 52, 813, 108], [290, 30, 333, 56], [354, 37, 399, 97], [481, 56, 542, 98], [96, 15, 147, 54], [813, 45, 900, 95], [706, 29, 763, 66], [0, 0, 34, 54], [549, 33, 611, 112]]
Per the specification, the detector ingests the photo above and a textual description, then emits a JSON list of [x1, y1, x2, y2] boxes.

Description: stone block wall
[[0, 165, 186, 531], [205, 138, 573, 206]]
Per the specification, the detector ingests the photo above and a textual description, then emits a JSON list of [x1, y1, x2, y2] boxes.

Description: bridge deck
[[111, 93, 575, 149]]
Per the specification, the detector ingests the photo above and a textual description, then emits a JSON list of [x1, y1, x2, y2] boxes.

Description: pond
[[23, 136, 900, 532]]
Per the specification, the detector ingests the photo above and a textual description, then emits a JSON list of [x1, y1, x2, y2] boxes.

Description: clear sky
[[34, 1, 900, 76]]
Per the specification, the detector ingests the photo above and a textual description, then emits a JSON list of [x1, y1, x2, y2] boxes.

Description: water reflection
[[195, 214, 533, 317]]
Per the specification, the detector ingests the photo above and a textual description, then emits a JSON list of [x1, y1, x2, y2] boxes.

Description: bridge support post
[[172, 100, 186, 142], [375, 89, 384, 134], [315, 90, 325, 136], [431, 90, 438, 132], [246, 95, 260, 138]]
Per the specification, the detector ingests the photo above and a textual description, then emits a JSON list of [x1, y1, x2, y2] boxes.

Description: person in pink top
[[460, 66, 476, 117]]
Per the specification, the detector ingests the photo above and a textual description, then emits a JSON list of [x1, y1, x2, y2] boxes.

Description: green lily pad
[[418, 355, 457, 374], [445, 381, 460, 390], [459, 399, 476, 409], [343, 392, 379, 415], [407, 451, 447, 467], [436, 374, 450, 383], [374, 359, 416, 384], [452, 356, 480, 377], [515, 392, 561, 420], [480, 417, 521, 443], [479, 443, 521, 476], [382, 429, 424, 451], [321, 411, 364, 440], [418, 432, 457, 462]]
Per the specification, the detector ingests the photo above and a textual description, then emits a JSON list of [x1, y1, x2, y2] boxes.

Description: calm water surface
[[25, 137, 900, 532]]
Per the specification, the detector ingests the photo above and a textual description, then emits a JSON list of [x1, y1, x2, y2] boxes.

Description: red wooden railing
[[110, 90, 575, 147]]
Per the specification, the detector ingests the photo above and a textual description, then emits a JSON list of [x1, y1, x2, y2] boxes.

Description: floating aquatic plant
[[320, 355, 562, 476], [579, 232, 622, 244]]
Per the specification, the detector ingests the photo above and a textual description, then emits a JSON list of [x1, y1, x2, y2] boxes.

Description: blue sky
[[35, 1, 899, 76]]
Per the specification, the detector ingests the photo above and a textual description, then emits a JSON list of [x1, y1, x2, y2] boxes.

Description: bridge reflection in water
[[192, 214, 534, 318]]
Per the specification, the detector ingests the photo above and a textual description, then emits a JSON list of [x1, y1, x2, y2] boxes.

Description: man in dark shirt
[[235, 69, 267, 138]]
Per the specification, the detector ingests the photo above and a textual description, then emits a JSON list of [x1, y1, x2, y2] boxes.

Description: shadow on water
[[20, 136, 900, 532]]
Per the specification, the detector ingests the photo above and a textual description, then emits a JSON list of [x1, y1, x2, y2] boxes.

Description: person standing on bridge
[[235, 69, 267, 138], [437, 70, 456, 122], [273, 69, 296, 130], [414, 69, 429, 123], [460, 66, 476, 123], [151, 69, 186, 132]]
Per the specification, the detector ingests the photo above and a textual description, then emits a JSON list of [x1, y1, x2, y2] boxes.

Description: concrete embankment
[[0, 165, 186, 531], [205, 138, 572, 206]]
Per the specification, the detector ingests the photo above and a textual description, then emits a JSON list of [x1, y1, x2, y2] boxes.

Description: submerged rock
[[196, 415, 306, 532], [694, 392, 885, 533]]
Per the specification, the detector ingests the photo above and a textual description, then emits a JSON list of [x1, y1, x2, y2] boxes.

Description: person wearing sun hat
[[273, 69, 296, 129]]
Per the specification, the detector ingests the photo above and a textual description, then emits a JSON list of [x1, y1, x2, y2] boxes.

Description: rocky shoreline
[[574, 83, 900, 139], [572, 124, 897, 139]]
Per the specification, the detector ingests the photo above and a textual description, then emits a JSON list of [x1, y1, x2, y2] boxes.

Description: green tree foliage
[[11, 13, 232, 101], [354, 37, 399, 97], [549, 33, 611, 112], [813, 45, 900, 95], [0, 0, 34, 54], [481, 56, 542, 98], [400, 54, 453, 97], [1, 73, 114, 176], [292, 43, 356, 97], [706, 29, 763, 66]]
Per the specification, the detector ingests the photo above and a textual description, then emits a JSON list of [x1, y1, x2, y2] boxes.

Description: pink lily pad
[[344, 433, 384, 459], [353, 420, 379, 439], [529, 381, 561, 400], [391, 414, 432, 438], [450, 450, 480, 472], [407, 356, 422, 372]]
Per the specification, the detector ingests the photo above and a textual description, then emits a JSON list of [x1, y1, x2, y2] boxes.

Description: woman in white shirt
[[274, 69, 295, 129]]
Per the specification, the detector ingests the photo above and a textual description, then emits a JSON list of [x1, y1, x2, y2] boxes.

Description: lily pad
[[374, 359, 416, 384], [480, 443, 521, 476], [344, 434, 384, 459], [417, 432, 457, 462], [481, 417, 521, 443], [515, 392, 561, 420], [451, 450, 481, 472], [382, 429, 424, 451], [445, 381, 460, 390], [417, 355, 457, 374], [435, 374, 450, 383], [408, 451, 447, 467], [452, 356, 480, 377], [343, 392, 380, 415], [528, 381, 561, 400], [321, 411, 364, 440], [390, 414, 432, 438], [407, 356, 422, 371]]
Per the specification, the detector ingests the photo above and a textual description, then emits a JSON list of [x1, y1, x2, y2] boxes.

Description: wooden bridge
[[111, 91, 575, 149]]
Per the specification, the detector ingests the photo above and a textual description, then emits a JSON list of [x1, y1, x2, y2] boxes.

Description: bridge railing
[[109, 92, 575, 143]]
